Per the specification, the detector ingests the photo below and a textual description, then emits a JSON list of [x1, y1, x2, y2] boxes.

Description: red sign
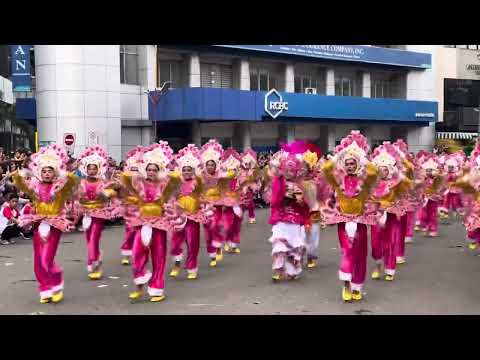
[[64, 133, 75, 146]]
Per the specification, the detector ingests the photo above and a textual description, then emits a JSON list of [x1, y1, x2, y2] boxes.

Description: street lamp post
[[145, 81, 171, 143]]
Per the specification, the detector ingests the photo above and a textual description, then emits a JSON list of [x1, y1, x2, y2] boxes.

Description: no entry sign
[[64, 133, 75, 147]]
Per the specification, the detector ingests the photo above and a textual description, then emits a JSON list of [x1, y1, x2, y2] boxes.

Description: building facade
[[435, 45, 480, 141], [33, 45, 438, 160]]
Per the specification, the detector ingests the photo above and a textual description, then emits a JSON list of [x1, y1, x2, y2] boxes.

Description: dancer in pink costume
[[75, 146, 119, 281], [198, 139, 227, 266], [219, 148, 244, 254], [12, 144, 78, 304], [282, 140, 331, 269], [438, 151, 467, 220], [238, 148, 261, 224], [320, 130, 379, 302], [417, 153, 445, 237], [120, 141, 180, 303], [119, 146, 143, 266], [369, 142, 412, 281], [166, 144, 214, 280], [392, 140, 418, 266], [413, 150, 431, 232], [453, 142, 480, 250], [268, 149, 310, 281]]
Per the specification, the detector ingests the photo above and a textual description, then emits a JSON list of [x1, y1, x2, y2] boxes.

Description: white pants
[[305, 222, 320, 259]]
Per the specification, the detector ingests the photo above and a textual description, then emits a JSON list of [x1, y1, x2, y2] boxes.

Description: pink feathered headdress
[[137, 141, 174, 178], [29, 143, 69, 180], [241, 148, 257, 168], [175, 144, 201, 174], [78, 145, 108, 179], [125, 146, 144, 171], [469, 141, 480, 169], [200, 139, 224, 166], [220, 148, 242, 171], [443, 151, 466, 172], [332, 130, 370, 176], [370, 141, 403, 179]]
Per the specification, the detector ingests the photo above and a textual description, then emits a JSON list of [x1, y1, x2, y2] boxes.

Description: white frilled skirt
[[269, 222, 306, 276]]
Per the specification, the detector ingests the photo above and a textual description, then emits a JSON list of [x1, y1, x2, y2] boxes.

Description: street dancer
[[321, 130, 379, 302], [439, 151, 467, 220], [268, 149, 309, 281], [167, 144, 214, 280], [453, 142, 480, 250], [75, 146, 119, 280], [417, 153, 445, 237], [12, 144, 78, 304], [119, 146, 143, 266], [120, 142, 180, 303], [369, 142, 411, 281], [199, 139, 225, 266], [238, 148, 261, 224], [220, 148, 244, 254]]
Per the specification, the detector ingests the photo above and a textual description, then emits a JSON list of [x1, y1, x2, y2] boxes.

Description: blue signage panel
[[149, 88, 438, 124], [213, 45, 432, 69], [10, 45, 32, 92]]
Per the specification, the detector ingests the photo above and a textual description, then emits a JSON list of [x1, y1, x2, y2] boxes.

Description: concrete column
[[239, 59, 250, 91], [407, 123, 435, 153], [286, 124, 295, 143], [285, 63, 295, 93], [188, 54, 201, 88], [241, 123, 251, 150], [192, 120, 201, 146], [326, 68, 335, 96], [35, 45, 122, 161], [141, 126, 152, 145], [327, 124, 336, 152], [362, 72, 371, 98]]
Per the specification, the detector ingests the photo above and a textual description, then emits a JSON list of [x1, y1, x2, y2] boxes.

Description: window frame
[[120, 45, 139, 85]]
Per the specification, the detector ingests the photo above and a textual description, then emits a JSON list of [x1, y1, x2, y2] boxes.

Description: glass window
[[120, 45, 139, 85], [250, 66, 277, 91], [159, 59, 185, 88], [335, 75, 353, 96]]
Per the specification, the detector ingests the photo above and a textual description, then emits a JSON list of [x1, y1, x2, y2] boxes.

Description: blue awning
[[148, 88, 438, 124]]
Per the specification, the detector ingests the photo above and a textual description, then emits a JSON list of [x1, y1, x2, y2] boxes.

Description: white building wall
[[120, 45, 156, 158], [405, 45, 438, 151], [35, 45, 122, 160]]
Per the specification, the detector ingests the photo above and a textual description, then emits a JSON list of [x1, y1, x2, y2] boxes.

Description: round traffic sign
[[64, 134, 75, 146]]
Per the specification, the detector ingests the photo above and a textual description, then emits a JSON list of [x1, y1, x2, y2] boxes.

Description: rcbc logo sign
[[264, 89, 288, 119]]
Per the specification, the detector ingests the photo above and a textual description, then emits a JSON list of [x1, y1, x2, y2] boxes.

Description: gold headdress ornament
[[302, 150, 318, 169]]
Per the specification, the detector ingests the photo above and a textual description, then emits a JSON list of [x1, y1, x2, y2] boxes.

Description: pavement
[[1, 209, 479, 315]]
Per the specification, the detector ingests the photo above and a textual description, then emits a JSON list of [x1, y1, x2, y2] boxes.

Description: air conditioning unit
[[304, 87, 317, 95]]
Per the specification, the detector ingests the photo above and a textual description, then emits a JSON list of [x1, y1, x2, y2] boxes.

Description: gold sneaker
[[249, 218, 256, 224], [128, 290, 143, 300], [371, 270, 381, 280], [40, 297, 51, 304], [121, 258, 130, 266], [187, 272, 198, 280], [307, 259, 317, 268], [209, 259, 217, 267], [150, 295, 166, 303], [342, 287, 352, 302], [469, 242, 478, 250], [51, 291, 64, 304], [169, 266, 181, 278], [216, 249, 223, 262], [224, 243, 231, 252], [384, 275, 394, 281], [88, 271, 103, 280], [352, 291, 362, 301], [233, 248, 240, 254]]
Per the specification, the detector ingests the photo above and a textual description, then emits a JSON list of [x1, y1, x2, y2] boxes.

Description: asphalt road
[[1, 209, 479, 315]]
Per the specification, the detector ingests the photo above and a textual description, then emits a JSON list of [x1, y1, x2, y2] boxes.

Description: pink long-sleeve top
[[268, 175, 310, 226]]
